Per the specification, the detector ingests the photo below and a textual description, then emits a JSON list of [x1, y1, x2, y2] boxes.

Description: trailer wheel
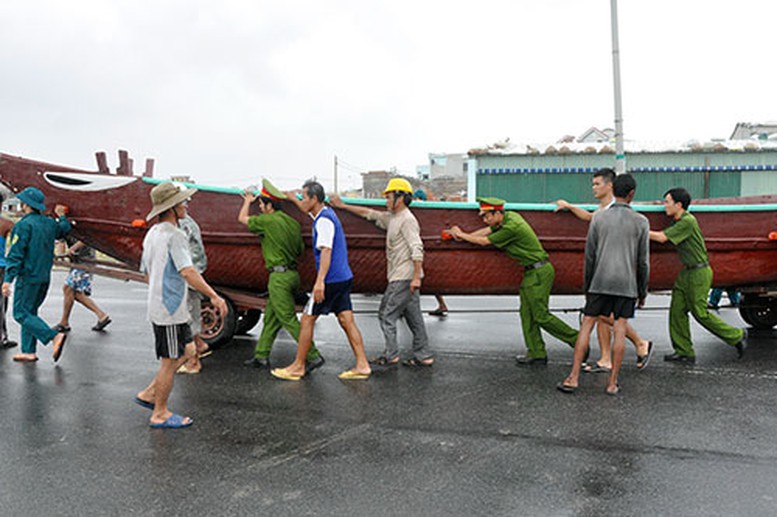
[[739, 295, 777, 330], [235, 309, 262, 335], [201, 296, 237, 348]]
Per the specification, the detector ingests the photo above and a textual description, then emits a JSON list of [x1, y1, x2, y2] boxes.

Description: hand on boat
[[54, 204, 67, 217], [554, 199, 571, 212], [328, 194, 345, 208], [448, 226, 464, 241], [241, 189, 256, 203]]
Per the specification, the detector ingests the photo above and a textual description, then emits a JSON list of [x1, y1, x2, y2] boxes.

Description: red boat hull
[[2, 153, 776, 298]]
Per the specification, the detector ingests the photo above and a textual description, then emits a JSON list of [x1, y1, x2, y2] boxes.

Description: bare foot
[[13, 353, 38, 362]]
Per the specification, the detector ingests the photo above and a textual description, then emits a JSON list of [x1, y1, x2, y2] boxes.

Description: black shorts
[[304, 279, 354, 316], [152, 323, 193, 359], [583, 293, 637, 320]]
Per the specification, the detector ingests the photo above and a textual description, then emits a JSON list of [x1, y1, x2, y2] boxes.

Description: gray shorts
[[187, 289, 203, 335]]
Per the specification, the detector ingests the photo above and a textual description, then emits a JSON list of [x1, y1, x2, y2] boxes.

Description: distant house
[[730, 122, 777, 141], [576, 127, 615, 143], [470, 124, 777, 203], [426, 153, 468, 180]]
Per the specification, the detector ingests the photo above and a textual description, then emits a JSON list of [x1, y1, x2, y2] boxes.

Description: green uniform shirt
[[247, 211, 304, 270], [662, 211, 709, 266], [487, 211, 548, 266]]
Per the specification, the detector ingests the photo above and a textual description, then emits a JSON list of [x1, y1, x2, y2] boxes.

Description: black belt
[[269, 265, 295, 273], [685, 262, 709, 270], [525, 259, 550, 271]]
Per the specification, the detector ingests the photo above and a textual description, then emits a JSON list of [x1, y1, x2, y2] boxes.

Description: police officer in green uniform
[[238, 179, 324, 371], [649, 188, 746, 363], [2, 187, 71, 362], [449, 197, 579, 364]]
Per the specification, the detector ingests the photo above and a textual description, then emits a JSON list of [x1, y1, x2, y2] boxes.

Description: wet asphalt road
[[1, 271, 777, 516]]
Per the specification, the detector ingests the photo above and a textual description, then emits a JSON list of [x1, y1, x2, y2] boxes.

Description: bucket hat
[[16, 187, 46, 212], [145, 182, 197, 221]]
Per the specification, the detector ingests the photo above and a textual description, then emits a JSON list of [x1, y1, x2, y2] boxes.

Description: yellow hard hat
[[383, 178, 413, 195]]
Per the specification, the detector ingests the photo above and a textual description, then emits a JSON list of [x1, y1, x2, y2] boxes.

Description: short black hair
[[665, 187, 691, 209], [302, 180, 326, 203], [594, 168, 616, 184], [613, 173, 637, 198], [259, 196, 281, 211]]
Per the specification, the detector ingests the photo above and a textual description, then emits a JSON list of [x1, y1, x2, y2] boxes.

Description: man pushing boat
[[449, 197, 579, 364], [238, 178, 326, 372]]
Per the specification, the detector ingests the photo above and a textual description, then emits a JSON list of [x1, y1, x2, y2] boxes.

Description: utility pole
[[334, 155, 338, 193], [611, 0, 626, 174]]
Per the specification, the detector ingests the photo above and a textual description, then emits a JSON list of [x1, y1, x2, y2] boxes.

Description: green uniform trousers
[[669, 267, 744, 357], [14, 279, 57, 354], [519, 263, 579, 358], [254, 270, 321, 361]]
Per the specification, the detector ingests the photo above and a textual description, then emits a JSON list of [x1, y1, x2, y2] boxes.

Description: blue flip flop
[[133, 396, 155, 410], [149, 413, 193, 429]]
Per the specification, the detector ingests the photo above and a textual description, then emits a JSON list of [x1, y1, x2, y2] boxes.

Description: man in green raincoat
[[2, 187, 70, 362]]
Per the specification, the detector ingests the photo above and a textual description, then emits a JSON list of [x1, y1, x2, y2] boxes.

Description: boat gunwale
[[139, 178, 777, 213]]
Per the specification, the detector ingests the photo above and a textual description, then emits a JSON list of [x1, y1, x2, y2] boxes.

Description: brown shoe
[[52, 333, 68, 362]]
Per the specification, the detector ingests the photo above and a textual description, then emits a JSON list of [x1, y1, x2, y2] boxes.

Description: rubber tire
[[201, 296, 237, 348], [739, 295, 777, 330], [235, 309, 262, 335]]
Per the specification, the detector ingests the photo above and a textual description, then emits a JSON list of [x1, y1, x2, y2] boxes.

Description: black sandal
[[402, 358, 434, 368], [368, 356, 399, 366]]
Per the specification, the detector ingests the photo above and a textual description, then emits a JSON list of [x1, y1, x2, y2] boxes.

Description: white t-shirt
[[314, 212, 335, 250], [141, 221, 193, 325]]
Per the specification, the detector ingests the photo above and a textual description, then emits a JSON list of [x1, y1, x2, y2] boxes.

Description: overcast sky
[[1, 1, 773, 190]]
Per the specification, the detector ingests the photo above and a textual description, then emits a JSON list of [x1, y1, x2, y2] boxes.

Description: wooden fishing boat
[[1, 151, 776, 344]]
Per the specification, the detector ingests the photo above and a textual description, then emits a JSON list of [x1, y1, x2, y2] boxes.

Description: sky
[[1, 0, 774, 191]]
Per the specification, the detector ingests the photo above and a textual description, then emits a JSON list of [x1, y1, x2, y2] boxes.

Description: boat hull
[[2, 153, 776, 299]]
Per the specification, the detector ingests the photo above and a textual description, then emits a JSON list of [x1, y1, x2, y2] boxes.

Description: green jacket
[[4, 212, 71, 284]]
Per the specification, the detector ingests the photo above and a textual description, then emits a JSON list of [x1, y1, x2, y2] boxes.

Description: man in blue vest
[[2, 187, 70, 362], [271, 180, 371, 381]]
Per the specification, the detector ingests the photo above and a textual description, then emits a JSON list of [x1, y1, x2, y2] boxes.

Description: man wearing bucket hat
[[329, 178, 434, 367], [237, 178, 325, 371], [2, 187, 71, 362], [449, 197, 579, 364], [134, 182, 227, 429]]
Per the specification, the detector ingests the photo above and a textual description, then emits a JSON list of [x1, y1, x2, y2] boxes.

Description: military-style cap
[[476, 196, 505, 215], [260, 178, 287, 201]]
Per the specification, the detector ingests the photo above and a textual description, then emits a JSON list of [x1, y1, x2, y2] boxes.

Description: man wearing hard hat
[[330, 178, 434, 367], [449, 197, 579, 364]]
